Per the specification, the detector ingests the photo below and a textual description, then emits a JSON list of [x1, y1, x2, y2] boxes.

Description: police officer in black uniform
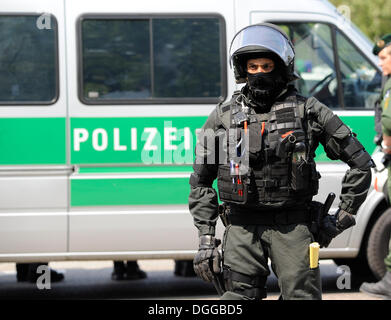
[[189, 23, 374, 300]]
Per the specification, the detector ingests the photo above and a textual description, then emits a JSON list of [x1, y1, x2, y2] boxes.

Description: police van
[[0, 0, 389, 280]]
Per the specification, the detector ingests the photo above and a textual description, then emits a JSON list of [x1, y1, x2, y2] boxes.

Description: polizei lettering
[[72, 124, 249, 166], [73, 126, 192, 153]]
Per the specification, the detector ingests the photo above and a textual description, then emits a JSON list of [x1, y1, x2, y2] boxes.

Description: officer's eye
[[261, 63, 274, 71]]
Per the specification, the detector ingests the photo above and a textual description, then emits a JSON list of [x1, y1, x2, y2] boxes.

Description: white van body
[[0, 0, 387, 278]]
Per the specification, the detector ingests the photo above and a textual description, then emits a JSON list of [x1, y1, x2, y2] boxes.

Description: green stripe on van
[[77, 165, 193, 173], [71, 114, 376, 166], [71, 177, 192, 206], [70, 114, 376, 207], [0, 118, 66, 165]]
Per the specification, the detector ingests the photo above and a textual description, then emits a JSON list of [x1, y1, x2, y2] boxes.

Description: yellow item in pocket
[[384, 90, 390, 110], [385, 97, 390, 110], [309, 242, 320, 269]]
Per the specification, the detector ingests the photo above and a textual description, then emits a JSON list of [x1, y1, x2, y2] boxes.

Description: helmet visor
[[230, 24, 294, 67]]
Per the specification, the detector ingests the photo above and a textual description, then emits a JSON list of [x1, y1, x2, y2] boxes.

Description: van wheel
[[333, 257, 373, 280], [367, 207, 391, 280]]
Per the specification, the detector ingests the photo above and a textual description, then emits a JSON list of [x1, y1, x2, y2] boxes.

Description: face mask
[[247, 70, 286, 104]]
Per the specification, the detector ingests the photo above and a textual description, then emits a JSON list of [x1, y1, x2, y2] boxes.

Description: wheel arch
[[349, 189, 389, 259]]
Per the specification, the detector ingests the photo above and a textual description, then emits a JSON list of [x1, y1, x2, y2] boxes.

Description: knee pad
[[223, 268, 267, 300]]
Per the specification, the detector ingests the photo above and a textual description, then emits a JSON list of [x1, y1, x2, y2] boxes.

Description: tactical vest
[[216, 90, 320, 207]]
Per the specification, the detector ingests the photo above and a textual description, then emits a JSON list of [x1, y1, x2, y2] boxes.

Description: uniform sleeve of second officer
[[306, 97, 374, 215], [188, 109, 221, 237]]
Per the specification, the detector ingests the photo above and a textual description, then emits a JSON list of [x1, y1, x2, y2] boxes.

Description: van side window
[[0, 15, 58, 105], [80, 16, 226, 104], [277, 23, 340, 108], [336, 30, 381, 109], [276, 22, 381, 110]]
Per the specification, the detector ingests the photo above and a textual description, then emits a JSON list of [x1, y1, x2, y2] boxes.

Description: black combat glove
[[193, 235, 222, 283], [318, 209, 356, 248]]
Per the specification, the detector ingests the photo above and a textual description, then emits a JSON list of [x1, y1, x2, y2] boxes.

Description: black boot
[[174, 260, 196, 277], [360, 271, 391, 299], [16, 263, 30, 282], [27, 263, 64, 283], [111, 261, 126, 280], [27, 263, 44, 283], [125, 261, 147, 280], [49, 268, 65, 282]]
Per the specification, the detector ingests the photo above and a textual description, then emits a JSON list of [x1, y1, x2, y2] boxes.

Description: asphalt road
[[0, 259, 384, 300]]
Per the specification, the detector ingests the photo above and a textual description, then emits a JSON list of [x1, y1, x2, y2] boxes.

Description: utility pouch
[[290, 159, 311, 191], [217, 165, 250, 204], [290, 153, 320, 193], [275, 130, 305, 159], [248, 122, 263, 164]]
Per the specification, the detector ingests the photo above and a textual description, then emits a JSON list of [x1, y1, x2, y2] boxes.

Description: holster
[[218, 202, 231, 227], [308, 192, 336, 240], [308, 201, 324, 239]]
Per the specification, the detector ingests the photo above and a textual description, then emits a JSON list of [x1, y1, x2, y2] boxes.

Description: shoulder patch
[[216, 92, 241, 129], [216, 101, 232, 129], [221, 103, 230, 113]]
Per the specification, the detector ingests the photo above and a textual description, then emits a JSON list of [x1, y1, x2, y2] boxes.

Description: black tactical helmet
[[229, 23, 299, 83]]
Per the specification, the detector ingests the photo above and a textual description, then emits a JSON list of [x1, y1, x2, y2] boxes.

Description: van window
[[80, 16, 226, 104], [276, 22, 381, 109], [277, 23, 340, 108], [0, 15, 58, 104], [336, 30, 381, 109]]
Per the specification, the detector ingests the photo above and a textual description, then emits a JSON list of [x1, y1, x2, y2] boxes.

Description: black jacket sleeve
[[306, 97, 373, 215], [188, 109, 221, 236]]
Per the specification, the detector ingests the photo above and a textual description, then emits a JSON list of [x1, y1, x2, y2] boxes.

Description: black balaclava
[[245, 54, 288, 110]]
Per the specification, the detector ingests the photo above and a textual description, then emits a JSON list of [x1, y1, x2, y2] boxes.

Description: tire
[[333, 257, 373, 279], [367, 207, 391, 280]]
